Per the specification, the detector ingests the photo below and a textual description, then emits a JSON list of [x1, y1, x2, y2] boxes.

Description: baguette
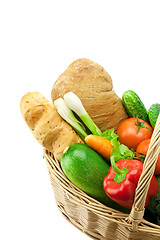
[[20, 92, 83, 161]]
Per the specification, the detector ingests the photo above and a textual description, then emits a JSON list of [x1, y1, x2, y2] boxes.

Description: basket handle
[[127, 113, 160, 231]]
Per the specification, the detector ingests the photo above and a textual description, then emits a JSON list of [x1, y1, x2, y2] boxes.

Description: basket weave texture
[[44, 114, 160, 240]]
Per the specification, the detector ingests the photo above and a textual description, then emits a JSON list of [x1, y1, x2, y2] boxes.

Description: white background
[[1, 1, 160, 239]]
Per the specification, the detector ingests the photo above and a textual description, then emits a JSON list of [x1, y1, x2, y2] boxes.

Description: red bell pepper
[[103, 158, 159, 209]]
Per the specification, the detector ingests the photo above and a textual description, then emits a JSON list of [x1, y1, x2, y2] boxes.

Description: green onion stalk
[[64, 92, 102, 136], [54, 98, 88, 141]]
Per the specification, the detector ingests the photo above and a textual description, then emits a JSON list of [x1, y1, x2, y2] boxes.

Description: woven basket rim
[[44, 149, 160, 236]]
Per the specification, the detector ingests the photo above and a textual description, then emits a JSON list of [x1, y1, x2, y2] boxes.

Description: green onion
[[64, 92, 102, 136], [54, 98, 88, 141]]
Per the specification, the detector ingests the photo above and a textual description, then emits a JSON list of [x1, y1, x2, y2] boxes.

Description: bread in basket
[[20, 58, 160, 240]]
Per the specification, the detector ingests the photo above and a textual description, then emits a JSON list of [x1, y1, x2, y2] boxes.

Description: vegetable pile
[[54, 90, 160, 223]]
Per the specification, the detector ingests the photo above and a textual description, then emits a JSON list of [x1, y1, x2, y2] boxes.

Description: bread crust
[[20, 92, 83, 161], [51, 58, 128, 131]]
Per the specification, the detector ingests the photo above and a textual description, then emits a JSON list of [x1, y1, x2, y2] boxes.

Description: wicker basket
[[44, 113, 160, 240]]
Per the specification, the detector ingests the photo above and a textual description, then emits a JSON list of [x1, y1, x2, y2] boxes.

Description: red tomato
[[136, 138, 160, 175], [117, 118, 153, 150]]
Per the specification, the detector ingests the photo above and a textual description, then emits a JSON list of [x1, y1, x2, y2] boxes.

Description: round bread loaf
[[51, 58, 128, 131]]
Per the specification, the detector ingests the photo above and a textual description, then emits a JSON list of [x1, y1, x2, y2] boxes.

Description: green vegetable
[[100, 128, 118, 142], [146, 176, 160, 225], [110, 143, 135, 162], [122, 90, 149, 123], [148, 103, 160, 129], [61, 143, 129, 213], [64, 92, 102, 136], [54, 98, 88, 141]]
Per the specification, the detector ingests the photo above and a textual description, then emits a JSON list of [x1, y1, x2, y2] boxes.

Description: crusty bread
[[51, 58, 128, 132], [20, 92, 83, 161]]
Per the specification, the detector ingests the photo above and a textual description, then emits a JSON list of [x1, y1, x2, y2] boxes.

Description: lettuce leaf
[[110, 144, 135, 162], [101, 128, 118, 143], [101, 128, 135, 162]]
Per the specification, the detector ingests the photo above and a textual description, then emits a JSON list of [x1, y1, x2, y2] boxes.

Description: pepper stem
[[111, 157, 123, 174], [110, 157, 129, 183]]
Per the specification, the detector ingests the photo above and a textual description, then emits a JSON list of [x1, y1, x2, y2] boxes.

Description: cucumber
[[146, 176, 160, 225], [122, 90, 149, 123], [61, 143, 129, 213], [148, 104, 160, 129]]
